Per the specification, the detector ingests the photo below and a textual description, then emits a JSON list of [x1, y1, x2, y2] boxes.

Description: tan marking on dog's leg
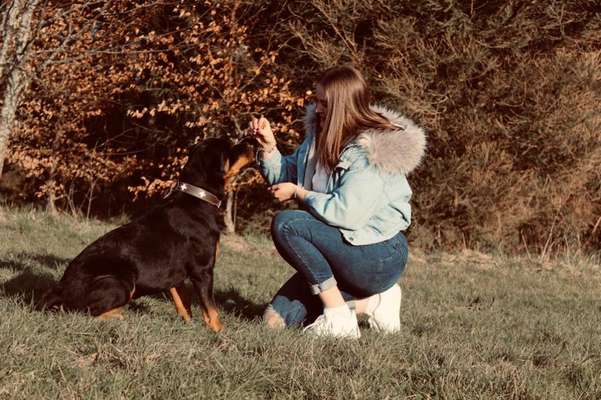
[[215, 240, 220, 259], [96, 307, 125, 321], [202, 306, 223, 332], [170, 287, 191, 322]]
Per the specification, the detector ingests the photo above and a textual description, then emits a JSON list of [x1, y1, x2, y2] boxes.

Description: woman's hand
[[269, 183, 308, 202], [250, 116, 276, 153], [269, 183, 299, 203]]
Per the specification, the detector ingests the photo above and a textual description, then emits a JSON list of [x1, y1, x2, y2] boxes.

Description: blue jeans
[[269, 210, 408, 327]]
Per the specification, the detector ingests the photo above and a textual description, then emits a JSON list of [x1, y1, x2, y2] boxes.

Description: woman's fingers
[[269, 184, 281, 199], [249, 115, 270, 132], [249, 117, 263, 141], [249, 115, 276, 150], [269, 183, 296, 203]]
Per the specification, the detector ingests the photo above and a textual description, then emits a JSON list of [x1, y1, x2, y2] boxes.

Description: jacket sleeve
[[257, 135, 314, 185], [303, 155, 383, 230], [257, 147, 299, 185]]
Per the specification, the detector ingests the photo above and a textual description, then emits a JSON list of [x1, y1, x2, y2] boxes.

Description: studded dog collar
[[172, 181, 222, 208]]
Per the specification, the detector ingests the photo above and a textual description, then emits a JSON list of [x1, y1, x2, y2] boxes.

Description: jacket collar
[[303, 103, 426, 175]]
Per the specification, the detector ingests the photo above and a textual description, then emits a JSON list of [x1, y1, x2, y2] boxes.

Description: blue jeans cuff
[[309, 276, 337, 295]]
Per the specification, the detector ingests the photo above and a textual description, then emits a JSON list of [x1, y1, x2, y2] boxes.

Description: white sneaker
[[303, 309, 361, 339], [366, 284, 401, 333]]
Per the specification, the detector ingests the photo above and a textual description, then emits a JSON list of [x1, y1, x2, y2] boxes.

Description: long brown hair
[[316, 65, 393, 170]]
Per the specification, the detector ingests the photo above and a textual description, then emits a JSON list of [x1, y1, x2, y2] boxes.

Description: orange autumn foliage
[[5, 0, 600, 253], [9, 0, 302, 212]]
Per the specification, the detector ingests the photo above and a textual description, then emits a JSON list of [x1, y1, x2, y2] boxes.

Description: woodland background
[[1, 0, 600, 255]]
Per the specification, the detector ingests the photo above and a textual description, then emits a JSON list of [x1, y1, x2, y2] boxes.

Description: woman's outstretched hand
[[250, 116, 276, 153]]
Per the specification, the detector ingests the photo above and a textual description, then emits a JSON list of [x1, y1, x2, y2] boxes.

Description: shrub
[[258, 0, 601, 252], [7, 0, 601, 253], [9, 0, 302, 214]]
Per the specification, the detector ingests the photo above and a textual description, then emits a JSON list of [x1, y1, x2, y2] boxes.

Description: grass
[[0, 206, 600, 399]]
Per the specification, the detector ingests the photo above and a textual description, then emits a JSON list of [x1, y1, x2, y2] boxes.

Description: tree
[[9, 0, 303, 226], [0, 0, 40, 178]]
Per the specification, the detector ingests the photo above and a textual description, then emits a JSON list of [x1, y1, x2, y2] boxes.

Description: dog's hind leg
[[40, 285, 64, 312], [84, 275, 133, 319], [96, 306, 125, 321], [169, 287, 191, 322]]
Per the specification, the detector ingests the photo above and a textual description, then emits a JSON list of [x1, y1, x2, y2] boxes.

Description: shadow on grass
[[1, 266, 265, 321], [0, 253, 69, 272], [127, 288, 265, 322], [0, 268, 57, 305], [0, 252, 67, 308], [127, 301, 152, 314], [167, 284, 266, 321], [214, 288, 266, 321]]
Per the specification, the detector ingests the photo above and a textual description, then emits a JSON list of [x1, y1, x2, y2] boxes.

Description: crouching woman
[[252, 65, 426, 338]]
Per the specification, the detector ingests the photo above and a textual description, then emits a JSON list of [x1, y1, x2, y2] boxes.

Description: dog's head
[[180, 137, 257, 196]]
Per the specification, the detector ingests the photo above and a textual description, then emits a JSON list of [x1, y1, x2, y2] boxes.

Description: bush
[[9, 0, 302, 213], [258, 0, 601, 252], [7, 0, 601, 253]]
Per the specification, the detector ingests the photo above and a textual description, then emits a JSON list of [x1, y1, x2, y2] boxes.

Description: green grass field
[[0, 206, 600, 399]]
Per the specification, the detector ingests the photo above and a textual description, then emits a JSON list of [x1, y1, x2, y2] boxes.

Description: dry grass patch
[[0, 206, 600, 399]]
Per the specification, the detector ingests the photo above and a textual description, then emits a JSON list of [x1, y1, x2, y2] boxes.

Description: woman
[[252, 66, 426, 338]]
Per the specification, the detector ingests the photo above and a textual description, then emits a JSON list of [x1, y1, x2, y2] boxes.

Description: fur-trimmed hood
[[303, 103, 426, 175]]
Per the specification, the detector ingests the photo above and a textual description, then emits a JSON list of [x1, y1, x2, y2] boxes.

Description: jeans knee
[[271, 210, 308, 243]]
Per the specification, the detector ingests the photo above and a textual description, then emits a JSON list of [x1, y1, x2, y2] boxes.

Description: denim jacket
[[259, 104, 426, 245]]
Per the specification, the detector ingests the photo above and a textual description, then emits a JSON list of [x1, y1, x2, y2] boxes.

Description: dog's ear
[[184, 142, 209, 172], [235, 135, 259, 149], [186, 143, 203, 163], [187, 138, 231, 168], [180, 138, 232, 188]]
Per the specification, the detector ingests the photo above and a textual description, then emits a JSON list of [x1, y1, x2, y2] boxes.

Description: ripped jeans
[[268, 209, 408, 327]]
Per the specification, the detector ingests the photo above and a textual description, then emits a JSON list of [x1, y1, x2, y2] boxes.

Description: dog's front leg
[[191, 271, 223, 333], [169, 287, 191, 322]]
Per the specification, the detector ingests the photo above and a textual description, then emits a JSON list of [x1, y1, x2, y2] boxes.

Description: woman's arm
[[297, 156, 384, 230], [252, 116, 304, 185], [258, 142, 302, 185]]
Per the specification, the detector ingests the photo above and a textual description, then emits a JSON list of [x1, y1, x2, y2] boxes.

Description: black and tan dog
[[42, 137, 255, 332]]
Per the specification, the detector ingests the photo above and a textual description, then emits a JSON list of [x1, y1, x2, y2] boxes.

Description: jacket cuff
[[302, 191, 329, 207], [257, 147, 282, 169]]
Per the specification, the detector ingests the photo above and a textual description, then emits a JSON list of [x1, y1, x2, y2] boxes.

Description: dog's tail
[[39, 284, 64, 312]]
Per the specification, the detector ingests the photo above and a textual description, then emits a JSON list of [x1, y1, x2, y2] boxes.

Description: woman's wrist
[[263, 143, 276, 153], [294, 186, 308, 201], [260, 143, 277, 160]]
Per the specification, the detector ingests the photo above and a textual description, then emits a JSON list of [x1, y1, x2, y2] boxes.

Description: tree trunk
[[0, 70, 30, 178], [223, 190, 237, 234], [0, 0, 40, 178], [46, 185, 58, 216]]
